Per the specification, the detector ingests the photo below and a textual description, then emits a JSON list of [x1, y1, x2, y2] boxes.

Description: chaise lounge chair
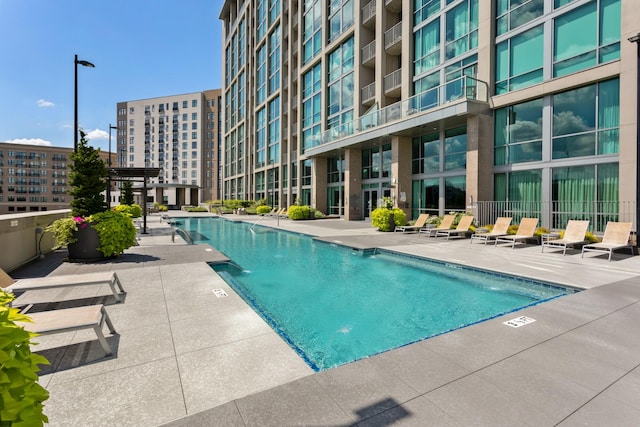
[[581, 221, 634, 261], [418, 214, 455, 237], [435, 215, 474, 239], [1, 269, 125, 307], [470, 217, 512, 245], [541, 220, 590, 255], [15, 304, 117, 356], [494, 218, 539, 248], [395, 213, 431, 233]]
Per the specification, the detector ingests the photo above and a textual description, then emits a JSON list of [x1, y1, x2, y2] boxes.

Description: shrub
[[184, 206, 208, 212], [0, 290, 50, 425], [287, 205, 310, 220], [256, 205, 273, 215], [113, 204, 142, 218], [371, 207, 406, 231], [314, 210, 325, 219], [157, 204, 168, 212], [89, 210, 137, 257]]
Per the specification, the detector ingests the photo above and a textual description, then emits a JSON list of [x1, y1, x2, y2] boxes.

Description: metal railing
[[469, 200, 636, 235], [306, 75, 488, 149], [384, 69, 402, 93], [362, 0, 376, 23], [384, 22, 402, 49], [361, 82, 376, 103], [361, 40, 376, 64]]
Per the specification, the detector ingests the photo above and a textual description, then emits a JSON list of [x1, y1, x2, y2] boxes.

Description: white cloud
[[5, 138, 53, 146], [86, 129, 109, 140], [37, 99, 55, 108]]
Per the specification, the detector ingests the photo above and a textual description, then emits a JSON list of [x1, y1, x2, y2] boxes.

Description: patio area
[[10, 212, 640, 426]]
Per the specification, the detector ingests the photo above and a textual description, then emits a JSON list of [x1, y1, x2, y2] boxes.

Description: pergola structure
[[108, 167, 161, 234]]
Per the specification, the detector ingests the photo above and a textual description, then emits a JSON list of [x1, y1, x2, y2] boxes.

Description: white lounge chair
[[494, 218, 539, 248], [470, 217, 512, 245], [16, 304, 117, 356], [581, 222, 634, 261], [1, 269, 125, 307], [435, 215, 474, 240], [542, 220, 590, 255], [395, 214, 431, 233], [418, 215, 455, 237]]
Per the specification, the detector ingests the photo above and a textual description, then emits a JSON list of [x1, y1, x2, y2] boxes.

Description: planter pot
[[67, 224, 105, 261]]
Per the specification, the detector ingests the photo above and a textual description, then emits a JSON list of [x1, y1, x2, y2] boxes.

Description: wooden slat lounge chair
[[494, 218, 539, 248], [418, 214, 455, 237], [541, 220, 590, 255], [1, 269, 125, 307], [470, 217, 512, 245], [581, 221, 634, 261], [15, 304, 117, 356], [435, 215, 474, 240], [395, 214, 430, 233]]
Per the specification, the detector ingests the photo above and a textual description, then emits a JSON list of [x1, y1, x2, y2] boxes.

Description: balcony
[[361, 40, 376, 67], [384, 22, 402, 55], [362, 0, 376, 29], [304, 76, 489, 155], [361, 82, 376, 106], [384, 69, 402, 97]]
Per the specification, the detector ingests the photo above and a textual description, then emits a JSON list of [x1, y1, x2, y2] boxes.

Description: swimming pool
[[181, 217, 575, 371]]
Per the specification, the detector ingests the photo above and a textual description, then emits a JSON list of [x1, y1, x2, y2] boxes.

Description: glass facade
[[328, 0, 354, 42], [302, 64, 322, 151], [327, 37, 354, 131], [303, 0, 322, 64]]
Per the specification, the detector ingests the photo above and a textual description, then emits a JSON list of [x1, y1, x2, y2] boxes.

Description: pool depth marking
[[503, 316, 536, 328]]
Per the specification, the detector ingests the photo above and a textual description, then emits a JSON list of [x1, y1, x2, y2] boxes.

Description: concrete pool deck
[[11, 212, 640, 426]]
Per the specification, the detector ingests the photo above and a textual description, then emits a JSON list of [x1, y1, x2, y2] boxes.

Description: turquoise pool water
[[181, 217, 574, 371]]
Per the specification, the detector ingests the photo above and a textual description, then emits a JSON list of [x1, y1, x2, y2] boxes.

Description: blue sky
[[0, 0, 224, 151]]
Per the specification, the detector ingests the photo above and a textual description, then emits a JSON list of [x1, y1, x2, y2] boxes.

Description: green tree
[[121, 180, 134, 205], [68, 130, 107, 217]]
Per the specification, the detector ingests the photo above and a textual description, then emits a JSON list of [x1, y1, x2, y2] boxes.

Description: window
[[268, 26, 281, 94], [192, 113, 197, 120], [303, 0, 322, 64], [256, 44, 267, 105], [256, 108, 266, 168], [415, 0, 440, 25], [553, 0, 620, 77], [412, 132, 440, 174], [414, 19, 440, 76], [445, 0, 478, 60], [182, 100, 188, 108], [328, 0, 354, 42], [552, 79, 619, 158], [302, 64, 322, 150], [495, 98, 543, 164], [444, 127, 467, 171], [496, 25, 543, 94], [192, 99, 197, 107], [496, 0, 544, 36]]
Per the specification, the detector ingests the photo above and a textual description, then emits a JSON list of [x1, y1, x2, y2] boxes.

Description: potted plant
[[46, 131, 137, 260]]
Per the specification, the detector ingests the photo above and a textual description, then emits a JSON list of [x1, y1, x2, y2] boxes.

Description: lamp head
[[629, 33, 640, 43], [76, 59, 95, 68]]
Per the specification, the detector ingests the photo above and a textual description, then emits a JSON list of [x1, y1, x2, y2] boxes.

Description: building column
[[344, 148, 362, 220], [466, 111, 494, 205], [312, 157, 328, 214], [391, 136, 412, 217]]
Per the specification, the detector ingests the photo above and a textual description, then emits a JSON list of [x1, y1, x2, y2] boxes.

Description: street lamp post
[[629, 33, 640, 248], [107, 124, 119, 208], [74, 54, 95, 152]]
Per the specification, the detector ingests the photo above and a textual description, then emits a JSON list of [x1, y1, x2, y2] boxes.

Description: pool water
[[182, 217, 574, 371]]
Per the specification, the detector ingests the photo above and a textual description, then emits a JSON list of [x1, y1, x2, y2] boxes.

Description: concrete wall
[[0, 210, 70, 273]]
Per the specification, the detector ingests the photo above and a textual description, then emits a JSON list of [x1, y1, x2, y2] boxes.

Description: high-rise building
[[116, 89, 222, 208], [220, 0, 637, 232], [0, 142, 111, 215]]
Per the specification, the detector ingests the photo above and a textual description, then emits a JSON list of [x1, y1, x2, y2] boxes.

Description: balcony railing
[[306, 75, 488, 149], [384, 69, 402, 94], [362, 0, 376, 24], [361, 40, 376, 65], [361, 82, 376, 104], [470, 200, 637, 235], [384, 22, 402, 51]]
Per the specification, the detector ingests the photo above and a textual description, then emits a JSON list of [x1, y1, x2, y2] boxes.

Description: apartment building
[[116, 89, 222, 208], [0, 142, 111, 215], [219, 0, 638, 231]]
